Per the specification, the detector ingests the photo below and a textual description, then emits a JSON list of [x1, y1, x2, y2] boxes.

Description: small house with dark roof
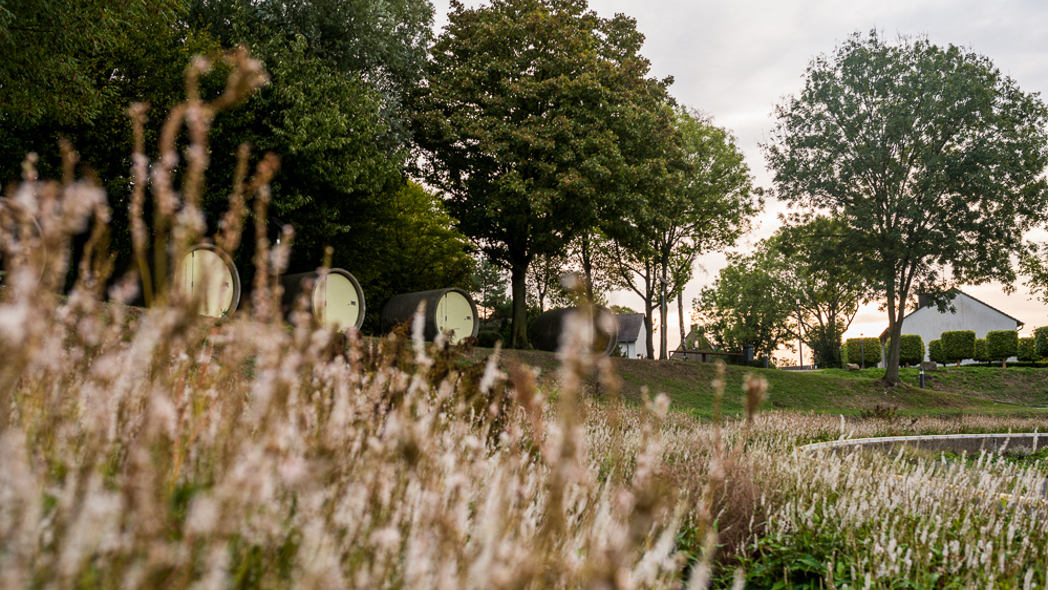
[[615, 313, 648, 359], [877, 291, 1023, 366]]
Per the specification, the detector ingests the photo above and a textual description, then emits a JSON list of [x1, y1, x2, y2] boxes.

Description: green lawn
[[473, 348, 1048, 418]]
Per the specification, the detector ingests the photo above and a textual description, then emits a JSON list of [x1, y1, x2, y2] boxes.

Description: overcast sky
[[430, 0, 1048, 359]]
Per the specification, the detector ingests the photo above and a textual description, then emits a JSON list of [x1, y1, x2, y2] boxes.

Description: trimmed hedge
[[928, 339, 946, 365], [885, 334, 926, 366], [973, 338, 989, 363], [940, 330, 975, 366], [1018, 337, 1041, 362], [1035, 326, 1048, 358], [899, 334, 924, 366], [986, 330, 1018, 367], [844, 337, 880, 367]]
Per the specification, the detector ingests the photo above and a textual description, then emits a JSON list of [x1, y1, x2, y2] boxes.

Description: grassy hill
[[467, 348, 1048, 417]]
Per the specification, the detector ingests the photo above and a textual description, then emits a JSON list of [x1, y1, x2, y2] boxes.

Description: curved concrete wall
[[796, 433, 1045, 456]]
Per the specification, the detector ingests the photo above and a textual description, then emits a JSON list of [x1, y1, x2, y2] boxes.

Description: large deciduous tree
[[411, 0, 681, 349], [764, 31, 1048, 385], [692, 249, 795, 363], [772, 217, 872, 368], [611, 106, 758, 359], [0, 0, 187, 126]]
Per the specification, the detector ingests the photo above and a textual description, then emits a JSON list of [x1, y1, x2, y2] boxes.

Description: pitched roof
[[616, 313, 645, 342], [878, 289, 1024, 341]]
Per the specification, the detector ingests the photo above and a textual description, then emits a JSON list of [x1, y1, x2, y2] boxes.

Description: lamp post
[[860, 333, 865, 370]]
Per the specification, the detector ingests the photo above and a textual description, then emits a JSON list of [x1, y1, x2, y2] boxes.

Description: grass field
[[470, 348, 1048, 418]]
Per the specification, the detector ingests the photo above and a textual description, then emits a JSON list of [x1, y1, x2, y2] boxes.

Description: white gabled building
[[877, 291, 1023, 366], [615, 313, 648, 359]]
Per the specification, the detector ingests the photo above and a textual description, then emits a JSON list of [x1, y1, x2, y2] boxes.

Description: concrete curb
[[796, 433, 1044, 455]]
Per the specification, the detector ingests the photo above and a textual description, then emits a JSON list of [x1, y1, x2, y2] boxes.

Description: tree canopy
[[771, 217, 871, 368], [411, 0, 682, 348], [1, 0, 475, 331], [692, 248, 795, 363], [764, 31, 1048, 384], [611, 106, 758, 358]]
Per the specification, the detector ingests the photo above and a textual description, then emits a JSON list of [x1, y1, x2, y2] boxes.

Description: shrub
[[476, 329, 501, 348], [940, 330, 975, 366], [1035, 326, 1048, 358], [927, 339, 945, 365], [886, 334, 925, 367], [973, 338, 989, 364], [1018, 337, 1041, 362], [986, 330, 1019, 367], [843, 337, 880, 367]]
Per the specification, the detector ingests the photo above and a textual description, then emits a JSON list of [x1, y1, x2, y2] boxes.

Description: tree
[[610, 107, 759, 358], [771, 217, 872, 368], [411, 0, 682, 348], [985, 330, 1018, 368], [526, 251, 570, 313], [357, 181, 476, 331], [764, 31, 1048, 385], [185, 2, 424, 276], [940, 330, 976, 366], [0, 0, 224, 269], [470, 257, 510, 322], [0, 0, 186, 126], [692, 249, 795, 362], [185, 0, 433, 147]]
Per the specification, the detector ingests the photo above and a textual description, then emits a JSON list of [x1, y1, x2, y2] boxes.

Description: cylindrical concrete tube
[[280, 268, 366, 331], [174, 244, 241, 318], [531, 306, 619, 356], [381, 288, 479, 345]]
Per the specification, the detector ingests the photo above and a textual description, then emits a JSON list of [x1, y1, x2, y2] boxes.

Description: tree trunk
[[510, 261, 529, 349], [644, 299, 656, 360], [678, 291, 686, 347], [659, 264, 668, 360], [883, 290, 903, 385], [579, 234, 595, 304]]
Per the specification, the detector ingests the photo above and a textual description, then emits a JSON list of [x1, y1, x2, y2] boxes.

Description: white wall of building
[[880, 292, 1021, 366]]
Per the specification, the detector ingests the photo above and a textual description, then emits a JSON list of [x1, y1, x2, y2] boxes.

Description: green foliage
[[843, 337, 880, 367], [470, 258, 511, 322], [0, 2, 222, 264], [204, 31, 404, 277], [973, 338, 989, 363], [1018, 337, 1041, 363], [411, 0, 683, 348], [611, 107, 759, 359], [476, 330, 501, 348], [928, 339, 946, 365], [0, 0, 187, 126], [771, 217, 871, 370], [693, 249, 794, 360], [940, 331, 976, 365], [186, 0, 434, 147], [986, 330, 1018, 365], [896, 334, 925, 366], [731, 526, 858, 590], [355, 182, 476, 332], [1036, 327, 1048, 358], [764, 30, 1048, 384]]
